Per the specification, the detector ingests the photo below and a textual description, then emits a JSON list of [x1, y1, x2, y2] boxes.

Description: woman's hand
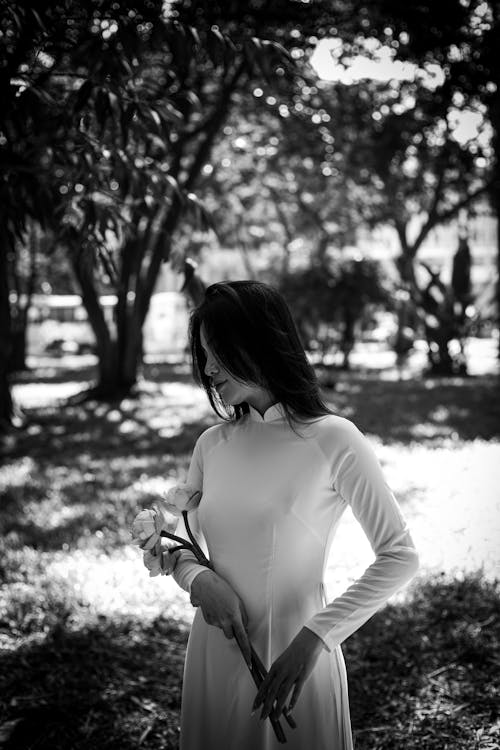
[[252, 627, 325, 721], [190, 569, 252, 666]]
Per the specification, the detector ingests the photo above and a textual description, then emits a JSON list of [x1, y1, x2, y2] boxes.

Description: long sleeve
[[171, 435, 210, 594], [305, 420, 419, 652]]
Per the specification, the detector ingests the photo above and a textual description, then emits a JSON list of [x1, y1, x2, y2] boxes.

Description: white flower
[[143, 539, 176, 577], [131, 508, 166, 550], [162, 483, 201, 517]]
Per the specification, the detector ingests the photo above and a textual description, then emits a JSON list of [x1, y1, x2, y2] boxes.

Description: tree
[[278, 256, 391, 370], [419, 237, 474, 374], [2, 0, 321, 423], [348, 0, 499, 353]]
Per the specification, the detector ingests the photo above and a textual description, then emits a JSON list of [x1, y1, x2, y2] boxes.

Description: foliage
[[182, 20, 490, 378], [1, 0, 350, 412], [2, 0, 498, 423], [418, 237, 474, 375], [278, 257, 392, 368], [353, 0, 500, 351]]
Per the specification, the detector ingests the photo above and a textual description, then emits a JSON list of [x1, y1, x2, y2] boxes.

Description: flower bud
[[131, 508, 165, 550], [162, 483, 202, 517], [143, 539, 176, 577]]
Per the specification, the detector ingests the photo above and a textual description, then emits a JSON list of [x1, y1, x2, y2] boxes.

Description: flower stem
[[233, 639, 287, 744], [160, 530, 211, 567], [160, 530, 193, 546], [182, 510, 209, 564], [250, 646, 297, 731]]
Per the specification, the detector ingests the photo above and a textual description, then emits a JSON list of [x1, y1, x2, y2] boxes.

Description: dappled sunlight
[[0, 457, 37, 488], [326, 440, 500, 599], [12, 381, 91, 409], [9, 376, 214, 463], [28, 498, 90, 534], [2, 366, 499, 750], [47, 548, 193, 627], [6, 370, 500, 613]]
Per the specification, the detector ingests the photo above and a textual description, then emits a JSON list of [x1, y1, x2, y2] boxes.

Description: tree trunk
[[0, 239, 14, 433], [65, 63, 246, 402], [8, 328, 27, 373], [70, 249, 126, 401], [340, 306, 355, 370], [95, 327, 143, 399], [393, 230, 421, 365], [490, 86, 500, 359]]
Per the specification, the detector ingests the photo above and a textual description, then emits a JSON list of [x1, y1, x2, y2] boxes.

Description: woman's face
[[200, 325, 274, 412]]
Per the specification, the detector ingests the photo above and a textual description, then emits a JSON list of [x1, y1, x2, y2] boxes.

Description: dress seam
[[267, 522, 276, 668]]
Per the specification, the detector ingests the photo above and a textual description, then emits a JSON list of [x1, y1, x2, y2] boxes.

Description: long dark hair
[[188, 280, 333, 429]]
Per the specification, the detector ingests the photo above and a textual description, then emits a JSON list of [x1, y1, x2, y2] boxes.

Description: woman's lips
[[214, 380, 227, 392]]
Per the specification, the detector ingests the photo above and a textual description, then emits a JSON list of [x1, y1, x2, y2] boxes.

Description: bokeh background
[[1, 1, 499, 749]]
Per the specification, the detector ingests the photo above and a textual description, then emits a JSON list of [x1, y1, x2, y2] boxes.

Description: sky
[[309, 38, 488, 149]]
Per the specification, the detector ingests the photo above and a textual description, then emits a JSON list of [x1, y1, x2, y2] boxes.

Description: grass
[[347, 573, 500, 750], [1, 572, 498, 750], [1, 359, 499, 749]]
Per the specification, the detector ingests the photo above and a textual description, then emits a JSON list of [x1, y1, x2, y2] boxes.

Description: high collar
[[248, 402, 286, 423]]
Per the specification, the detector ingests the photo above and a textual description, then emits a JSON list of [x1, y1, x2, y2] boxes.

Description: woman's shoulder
[[195, 419, 236, 453], [303, 413, 364, 452], [305, 412, 360, 436]]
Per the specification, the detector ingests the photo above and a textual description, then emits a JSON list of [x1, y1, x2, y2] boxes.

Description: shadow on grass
[[0, 616, 188, 750], [10, 362, 500, 461], [0, 415, 212, 554], [9, 401, 213, 462], [346, 573, 500, 750], [325, 373, 500, 443], [0, 574, 498, 750], [12, 359, 194, 387]]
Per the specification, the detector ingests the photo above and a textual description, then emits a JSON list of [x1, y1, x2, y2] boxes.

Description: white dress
[[172, 403, 419, 750]]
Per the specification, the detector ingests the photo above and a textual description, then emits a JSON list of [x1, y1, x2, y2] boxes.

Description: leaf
[[186, 193, 213, 232], [149, 108, 162, 132], [120, 103, 135, 147], [266, 40, 294, 64], [183, 91, 201, 110], [162, 102, 184, 124], [207, 28, 226, 67], [30, 7, 47, 32], [108, 91, 120, 120], [188, 26, 201, 47], [7, 6, 24, 31], [165, 174, 182, 197], [120, 57, 134, 77], [243, 40, 261, 77], [95, 89, 110, 131], [74, 80, 94, 112]]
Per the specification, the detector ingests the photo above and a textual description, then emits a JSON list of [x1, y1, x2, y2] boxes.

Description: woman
[[172, 280, 419, 750]]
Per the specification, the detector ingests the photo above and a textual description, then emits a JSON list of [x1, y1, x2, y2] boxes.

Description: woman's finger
[[252, 670, 274, 712], [239, 599, 249, 628], [232, 621, 252, 668], [271, 676, 296, 721], [287, 673, 306, 712], [260, 671, 283, 719]]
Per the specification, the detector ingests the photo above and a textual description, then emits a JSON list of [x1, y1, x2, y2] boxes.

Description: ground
[[1, 352, 499, 749]]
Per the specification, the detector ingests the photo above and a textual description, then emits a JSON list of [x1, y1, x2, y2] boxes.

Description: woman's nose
[[204, 355, 219, 376]]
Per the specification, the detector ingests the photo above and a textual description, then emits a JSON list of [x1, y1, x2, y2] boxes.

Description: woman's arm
[[253, 419, 419, 720], [190, 568, 252, 665], [171, 431, 252, 661], [304, 420, 419, 652], [171, 436, 210, 594]]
